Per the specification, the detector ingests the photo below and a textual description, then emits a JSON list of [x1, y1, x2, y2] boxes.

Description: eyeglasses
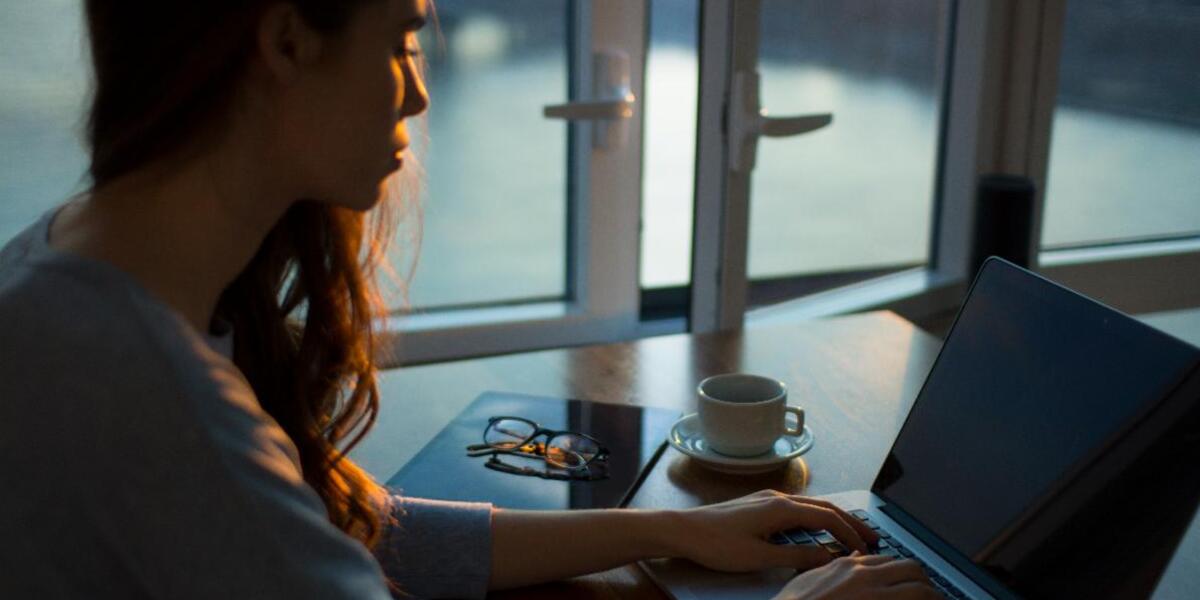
[[465, 416, 610, 478], [481, 454, 608, 481]]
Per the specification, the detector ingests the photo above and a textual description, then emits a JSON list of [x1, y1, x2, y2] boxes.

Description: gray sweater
[[0, 207, 492, 599]]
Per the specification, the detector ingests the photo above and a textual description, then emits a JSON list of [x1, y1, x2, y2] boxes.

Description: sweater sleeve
[[76, 349, 399, 600], [374, 495, 494, 599]]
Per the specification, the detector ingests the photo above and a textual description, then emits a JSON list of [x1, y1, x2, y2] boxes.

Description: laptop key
[[813, 532, 838, 545], [823, 542, 849, 557], [769, 532, 790, 545], [897, 546, 914, 558], [783, 529, 816, 545]]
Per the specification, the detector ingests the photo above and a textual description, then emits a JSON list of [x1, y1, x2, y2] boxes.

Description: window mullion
[[575, 0, 646, 326], [689, 0, 756, 333]]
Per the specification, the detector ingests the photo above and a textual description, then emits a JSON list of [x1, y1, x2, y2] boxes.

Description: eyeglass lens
[[545, 434, 601, 469], [484, 418, 537, 449], [483, 418, 602, 469]]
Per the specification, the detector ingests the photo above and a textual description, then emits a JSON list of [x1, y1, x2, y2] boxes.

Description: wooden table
[[352, 311, 1200, 599]]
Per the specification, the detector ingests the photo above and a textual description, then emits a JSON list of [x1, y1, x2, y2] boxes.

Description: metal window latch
[[542, 49, 635, 151], [728, 69, 832, 173]]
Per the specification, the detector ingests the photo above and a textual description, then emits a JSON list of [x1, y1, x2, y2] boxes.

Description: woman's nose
[[400, 62, 429, 119]]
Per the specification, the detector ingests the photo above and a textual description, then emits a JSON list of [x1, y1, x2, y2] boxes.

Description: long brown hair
[[85, 0, 395, 548]]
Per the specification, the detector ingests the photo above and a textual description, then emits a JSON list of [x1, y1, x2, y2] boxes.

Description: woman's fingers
[[756, 491, 877, 550], [848, 552, 894, 566], [789, 496, 879, 545], [764, 543, 837, 571], [878, 581, 943, 600], [787, 503, 868, 553], [864, 558, 930, 586]]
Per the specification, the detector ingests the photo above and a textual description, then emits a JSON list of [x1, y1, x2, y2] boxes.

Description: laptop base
[[640, 490, 993, 600]]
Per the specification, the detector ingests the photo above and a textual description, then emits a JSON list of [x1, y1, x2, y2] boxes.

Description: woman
[[0, 1, 937, 598]]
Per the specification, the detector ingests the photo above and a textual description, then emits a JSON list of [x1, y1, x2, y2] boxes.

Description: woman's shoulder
[[0, 207, 176, 364], [0, 223, 282, 461], [0, 219, 311, 514], [2, 207, 223, 369], [0, 241, 220, 388], [0, 232, 391, 598]]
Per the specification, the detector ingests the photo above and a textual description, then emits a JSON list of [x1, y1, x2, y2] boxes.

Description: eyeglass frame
[[467, 440, 612, 468], [469, 415, 611, 471], [482, 454, 609, 481]]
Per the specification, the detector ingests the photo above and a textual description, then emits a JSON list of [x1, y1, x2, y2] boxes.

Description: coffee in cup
[[697, 373, 804, 457]]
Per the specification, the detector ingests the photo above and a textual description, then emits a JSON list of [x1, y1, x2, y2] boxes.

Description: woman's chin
[[353, 187, 387, 212]]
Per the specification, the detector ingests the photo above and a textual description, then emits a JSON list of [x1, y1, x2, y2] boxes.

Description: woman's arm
[[489, 490, 880, 590], [489, 506, 671, 589]]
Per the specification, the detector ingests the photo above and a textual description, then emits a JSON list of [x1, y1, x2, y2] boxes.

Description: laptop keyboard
[[769, 509, 968, 599]]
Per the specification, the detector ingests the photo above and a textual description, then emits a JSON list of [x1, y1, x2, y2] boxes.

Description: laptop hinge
[[878, 501, 1022, 600]]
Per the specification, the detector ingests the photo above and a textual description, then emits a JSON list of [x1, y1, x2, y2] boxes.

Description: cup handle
[[784, 406, 805, 436]]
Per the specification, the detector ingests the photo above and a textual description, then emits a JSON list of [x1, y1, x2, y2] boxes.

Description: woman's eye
[[394, 45, 421, 59]]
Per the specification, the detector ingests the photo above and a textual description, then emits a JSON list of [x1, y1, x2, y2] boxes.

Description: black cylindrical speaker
[[969, 174, 1035, 278]]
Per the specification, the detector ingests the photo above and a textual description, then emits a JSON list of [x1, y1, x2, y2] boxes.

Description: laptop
[[643, 258, 1200, 599]]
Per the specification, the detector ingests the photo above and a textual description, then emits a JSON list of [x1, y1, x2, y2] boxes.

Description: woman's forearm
[[487, 492, 882, 591], [488, 508, 685, 590]]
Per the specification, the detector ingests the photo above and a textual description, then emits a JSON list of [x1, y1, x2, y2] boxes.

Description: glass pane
[[1042, 0, 1200, 248], [0, 1, 90, 244], [748, 0, 949, 280], [404, 0, 568, 309], [0, 1, 569, 313], [640, 0, 698, 290]]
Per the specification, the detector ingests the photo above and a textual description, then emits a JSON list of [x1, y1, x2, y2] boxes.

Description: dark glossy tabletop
[[350, 311, 1200, 600]]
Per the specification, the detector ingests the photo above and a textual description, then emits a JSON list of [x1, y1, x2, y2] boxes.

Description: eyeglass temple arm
[[485, 458, 603, 481]]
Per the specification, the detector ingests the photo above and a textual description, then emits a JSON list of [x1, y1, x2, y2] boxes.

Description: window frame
[[381, 0, 651, 365], [387, 0, 1200, 365], [690, 0, 970, 331], [738, 0, 1200, 330]]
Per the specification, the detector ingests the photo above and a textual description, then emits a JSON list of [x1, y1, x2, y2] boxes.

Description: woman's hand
[[663, 490, 880, 572], [488, 490, 905, 591], [772, 553, 939, 600]]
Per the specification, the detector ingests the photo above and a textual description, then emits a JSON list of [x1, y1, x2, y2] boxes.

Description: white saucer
[[668, 413, 814, 475]]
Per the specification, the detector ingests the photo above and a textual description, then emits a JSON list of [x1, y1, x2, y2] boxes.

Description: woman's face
[[282, 0, 429, 211]]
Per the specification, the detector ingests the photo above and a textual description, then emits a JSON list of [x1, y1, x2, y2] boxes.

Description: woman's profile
[[0, 1, 937, 598]]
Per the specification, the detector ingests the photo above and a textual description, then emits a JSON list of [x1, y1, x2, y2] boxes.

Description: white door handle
[[758, 113, 832, 137], [729, 69, 832, 173], [543, 98, 634, 121], [543, 49, 635, 150]]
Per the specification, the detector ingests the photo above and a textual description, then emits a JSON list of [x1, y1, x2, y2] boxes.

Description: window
[[6, 0, 1194, 361], [1042, 0, 1200, 249], [0, 1, 650, 365], [747, 0, 949, 288], [639, 0, 698, 292], [0, 1, 89, 244], [688, 0, 960, 332], [387, 0, 649, 362], [404, 0, 569, 310]]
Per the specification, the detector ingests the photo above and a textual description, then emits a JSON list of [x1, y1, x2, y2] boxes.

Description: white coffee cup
[[697, 373, 805, 457]]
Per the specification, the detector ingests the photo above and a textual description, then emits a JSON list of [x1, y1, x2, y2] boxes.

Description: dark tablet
[[386, 391, 681, 509]]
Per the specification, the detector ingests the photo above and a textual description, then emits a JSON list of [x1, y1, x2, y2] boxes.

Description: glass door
[[689, 0, 954, 331]]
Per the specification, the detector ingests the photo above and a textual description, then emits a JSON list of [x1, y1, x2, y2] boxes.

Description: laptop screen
[[873, 259, 1200, 598]]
